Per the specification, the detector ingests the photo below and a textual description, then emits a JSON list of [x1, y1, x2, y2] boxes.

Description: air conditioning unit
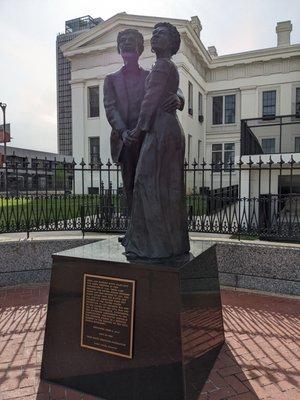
[[198, 115, 204, 123], [262, 114, 276, 121]]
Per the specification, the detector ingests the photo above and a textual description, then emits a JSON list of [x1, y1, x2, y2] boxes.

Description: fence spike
[[237, 157, 244, 167], [278, 155, 284, 166], [289, 154, 295, 165], [257, 156, 263, 167]]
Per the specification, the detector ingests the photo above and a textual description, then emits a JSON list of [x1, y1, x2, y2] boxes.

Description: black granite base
[[41, 239, 224, 400]]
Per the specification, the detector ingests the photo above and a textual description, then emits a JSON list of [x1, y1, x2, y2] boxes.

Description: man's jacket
[[103, 66, 149, 163]]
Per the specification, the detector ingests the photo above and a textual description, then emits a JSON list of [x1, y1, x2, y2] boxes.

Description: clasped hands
[[122, 93, 180, 147], [122, 128, 141, 146]]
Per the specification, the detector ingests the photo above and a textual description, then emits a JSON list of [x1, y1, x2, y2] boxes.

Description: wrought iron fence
[[0, 156, 299, 242]]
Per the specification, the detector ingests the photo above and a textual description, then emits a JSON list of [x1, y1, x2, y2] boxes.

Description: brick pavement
[[0, 285, 299, 400]]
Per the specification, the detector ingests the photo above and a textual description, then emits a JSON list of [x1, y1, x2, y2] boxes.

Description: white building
[[61, 13, 300, 197]]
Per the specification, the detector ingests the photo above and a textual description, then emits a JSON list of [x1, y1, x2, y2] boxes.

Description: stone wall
[[0, 239, 299, 296], [0, 239, 98, 287], [216, 242, 300, 296]]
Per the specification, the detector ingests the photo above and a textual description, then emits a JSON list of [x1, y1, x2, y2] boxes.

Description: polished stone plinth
[[41, 239, 224, 400]]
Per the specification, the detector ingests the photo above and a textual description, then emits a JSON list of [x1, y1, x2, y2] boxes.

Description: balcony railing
[[241, 114, 300, 156]]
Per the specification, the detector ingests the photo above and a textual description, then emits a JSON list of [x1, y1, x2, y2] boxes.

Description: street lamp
[[0, 102, 7, 192], [0, 102, 7, 157]]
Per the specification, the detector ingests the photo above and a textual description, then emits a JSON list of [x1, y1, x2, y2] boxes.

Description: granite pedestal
[[41, 239, 224, 400]]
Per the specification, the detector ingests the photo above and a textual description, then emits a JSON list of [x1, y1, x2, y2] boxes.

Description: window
[[224, 143, 235, 170], [278, 175, 300, 195], [212, 144, 222, 171], [296, 88, 300, 116], [187, 134, 192, 163], [295, 137, 300, 153], [212, 95, 236, 125], [44, 160, 53, 171], [89, 137, 100, 165], [197, 140, 201, 165], [212, 143, 235, 171], [188, 82, 193, 116], [225, 95, 236, 124], [31, 159, 43, 169], [46, 175, 53, 190], [198, 92, 203, 122], [262, 90, 276, 118], [212, 96, 223, 125], [88, 86, 99, 118], [261, 138, 276, 154]]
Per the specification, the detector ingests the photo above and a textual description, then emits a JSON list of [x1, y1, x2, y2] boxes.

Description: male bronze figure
[[103, 28, 183, 213]]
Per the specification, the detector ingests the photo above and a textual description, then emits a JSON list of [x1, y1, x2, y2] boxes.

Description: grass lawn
[[0, 193, 208, 232], [186, 194, 208, 216], [0, 194, 124, 231]]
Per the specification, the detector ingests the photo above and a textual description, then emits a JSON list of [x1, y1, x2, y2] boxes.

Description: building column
[[71, 81, 86, 194], [72, 82, 86, 163]]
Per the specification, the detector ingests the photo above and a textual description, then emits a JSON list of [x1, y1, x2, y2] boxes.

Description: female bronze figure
[[123, 22, 190, 260]]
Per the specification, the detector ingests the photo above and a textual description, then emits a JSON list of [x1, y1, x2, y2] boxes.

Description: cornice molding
[[62, 13, 212, 66], [62, 14, 186, 53], [211, 44, 300, 67], [239, 85, 258, 91], [207, 55, 300, 82], [62, 12, 300, 84]]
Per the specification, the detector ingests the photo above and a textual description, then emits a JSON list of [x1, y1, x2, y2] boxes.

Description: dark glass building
[[56, 16, 103, 156]]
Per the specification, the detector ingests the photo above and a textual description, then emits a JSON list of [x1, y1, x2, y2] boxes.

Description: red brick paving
[[0, 285, 299, 400]]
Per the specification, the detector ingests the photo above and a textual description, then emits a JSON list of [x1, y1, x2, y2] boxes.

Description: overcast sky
[[0, 0, 299, 154]]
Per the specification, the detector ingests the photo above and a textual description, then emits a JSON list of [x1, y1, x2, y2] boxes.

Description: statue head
[[151, 22, 181, 57], [117, 28, 144, 57]]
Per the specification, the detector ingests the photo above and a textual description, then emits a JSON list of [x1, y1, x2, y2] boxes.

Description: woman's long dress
[[123, 58, 190, 259]]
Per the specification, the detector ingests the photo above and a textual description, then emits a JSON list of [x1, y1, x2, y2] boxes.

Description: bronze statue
[[103, 28, 183, 213], [121, 22, 190, 260]]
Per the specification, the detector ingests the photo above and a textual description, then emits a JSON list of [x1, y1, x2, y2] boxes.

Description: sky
[[0, 0, 299, 154]]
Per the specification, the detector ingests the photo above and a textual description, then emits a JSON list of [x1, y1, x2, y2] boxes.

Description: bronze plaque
[[81, 274, 135, 359]]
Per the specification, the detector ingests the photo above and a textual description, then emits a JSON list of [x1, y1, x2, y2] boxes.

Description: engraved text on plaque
[[81, 274, 135, 358]]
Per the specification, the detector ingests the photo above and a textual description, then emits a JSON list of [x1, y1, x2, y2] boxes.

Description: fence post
[[25, 157, 30, 239], [200, 158, 206, 232], [106, 159, 113, 229], [247, 156, 253, 234], [80, 158, 86, 231], [237, 157, 243, 240], [288, 155, 295, 239], [80, 204, 85, 237]]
